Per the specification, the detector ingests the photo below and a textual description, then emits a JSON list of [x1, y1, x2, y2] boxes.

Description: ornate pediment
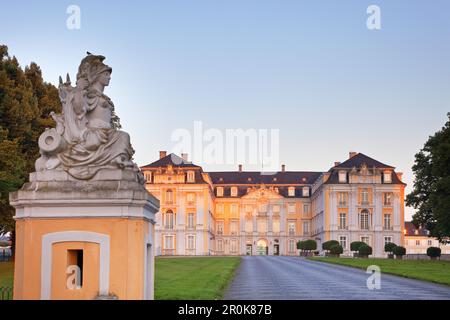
[[242, 186, 284, 200]]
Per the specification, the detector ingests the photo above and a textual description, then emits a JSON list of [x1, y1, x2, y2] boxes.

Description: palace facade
[[141, 151, 406, 258]]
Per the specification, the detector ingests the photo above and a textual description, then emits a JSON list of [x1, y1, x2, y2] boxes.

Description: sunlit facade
[[142, 151, 406, 257]]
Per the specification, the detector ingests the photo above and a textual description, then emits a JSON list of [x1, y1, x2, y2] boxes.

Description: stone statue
[[35, 53, 143, 183]]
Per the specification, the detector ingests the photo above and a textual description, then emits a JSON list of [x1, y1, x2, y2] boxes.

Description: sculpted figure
[[36, 53, 142, 182]]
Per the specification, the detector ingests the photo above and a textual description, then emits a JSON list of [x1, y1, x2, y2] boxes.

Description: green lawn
[[0, 262, 14, 287], [155, 257, 241, 300], [0, 257, 241, 300], [309, 257, 450, 286]]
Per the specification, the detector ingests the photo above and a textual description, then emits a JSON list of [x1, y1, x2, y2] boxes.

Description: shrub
[[322, 240, 340, 251], [297, 241, 304, 251], [384, 242, 397, 253], [393, 246, 406, 257], [427, 247, 441, 258], [303, 240, 317, 251], [358, 245, 372, 257], [350, 241, 365, 252], [330, 244, 343, 255]]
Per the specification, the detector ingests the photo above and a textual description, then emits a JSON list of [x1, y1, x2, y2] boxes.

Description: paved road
[[224, 256, 450, 300]]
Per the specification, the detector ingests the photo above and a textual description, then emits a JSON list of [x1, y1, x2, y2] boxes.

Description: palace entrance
[[256, 239, 268, 255]]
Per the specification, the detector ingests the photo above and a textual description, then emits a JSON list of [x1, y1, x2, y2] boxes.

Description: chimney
[[159, 151, 167, 159], [181, 153, 188, 162], [349, 151, 357, 159], [238, 164, 242, 172], [281, 164, 286, 172], [334, 162, 341, 167]]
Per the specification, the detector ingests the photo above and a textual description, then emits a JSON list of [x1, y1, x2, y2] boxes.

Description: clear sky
[[1, 0, 450, 220]]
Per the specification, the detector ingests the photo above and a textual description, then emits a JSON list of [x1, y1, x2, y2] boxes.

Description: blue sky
[[1, 0, 450, 219]]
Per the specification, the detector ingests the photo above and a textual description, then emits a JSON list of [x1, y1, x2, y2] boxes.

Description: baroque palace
[[141, 151, 406, 258]]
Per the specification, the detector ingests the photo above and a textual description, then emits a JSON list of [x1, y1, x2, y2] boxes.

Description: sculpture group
[[36, 53, 143, 182]]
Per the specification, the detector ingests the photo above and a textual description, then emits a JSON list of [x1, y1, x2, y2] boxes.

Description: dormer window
[[231, 187, 238, 197], [216, 187, 224, 197], [383, 171, 392, 183], [144, 171, 152, 183], [288, 187, 295, 197], [302, 187, 309, 197], [338, 171, 347, 183], [187, 171, 195, 183]]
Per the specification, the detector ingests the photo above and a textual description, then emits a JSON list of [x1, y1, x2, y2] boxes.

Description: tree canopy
[[0, 45, 61, 238], [406, 114, 450, 243]]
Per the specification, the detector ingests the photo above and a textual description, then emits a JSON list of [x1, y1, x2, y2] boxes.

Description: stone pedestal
[[9, 168, 159, 300]]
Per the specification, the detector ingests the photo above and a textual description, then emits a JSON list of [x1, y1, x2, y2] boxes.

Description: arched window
[[360, 209, 369, 230], [164, 210, 175, 229], [166, 189, 173, 204]]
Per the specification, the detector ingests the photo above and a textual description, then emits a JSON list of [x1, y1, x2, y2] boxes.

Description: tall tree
[[406, 114, 450, 243], [0, 45, 61, 252]]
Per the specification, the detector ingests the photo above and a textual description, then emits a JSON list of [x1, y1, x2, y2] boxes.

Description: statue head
[[76, 53, 112, 89]]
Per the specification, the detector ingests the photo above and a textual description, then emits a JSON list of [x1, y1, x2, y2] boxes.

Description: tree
[[0, 45, 61, 256], [358, 245, 372, 258], [322, 240, 339, 252], [393, 246, 406, 259], [406, 114, 450, 243], [329, 244, 343, 257], [350, 241, 365, 253], [384, 242, 397, 254], [426, 247, 441, 259]]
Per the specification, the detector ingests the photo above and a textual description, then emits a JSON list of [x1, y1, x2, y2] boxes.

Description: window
[[302, 221, 309, 235], [288, 222, 296, 236], [230, 220, 238, 235], [230, 239, 238, 253], [384, 171, 392, 183], [164, 235, 174, 249], [383, 193, 392, 206], [272, 205, 280, 214], [216, 204, 223, 214], [339, 213, 347, 229], [361, 189, 369, 204], [257, 219, 267, 233], [302, 187, 309, 197], [187, 193, 195, 204], [339, 236, 347, 249], [361, 236, 370, 245], [166, 189, 174, 204], [217, 239, 223, 252], [187, 213, 195, 229], [427, 240, 432, 246], [272, 219, 280, 233], [216, 187, 224, 197], [360, 210, 369, 230], [144, 171, 152, 183], [384, 237, 392, 246], [231, 204, 238, 215], [288, 203, 296, 214], [67, 249, 83, 288], [231, 187, 238, 197], [416, 240, 420, 246], [187, 171, 195, 183], [217, 221, 224, 235], [288, 239, 296, 253], [186, 235, 195, 250], [338, 171, 347, 183], [245, 219, 253, 233], [303, 204, 309, 214], [164, 210, 175, 229], [288, 187, 295, 197], [338, 192, 348, 206], [384, 214, 391, 230]]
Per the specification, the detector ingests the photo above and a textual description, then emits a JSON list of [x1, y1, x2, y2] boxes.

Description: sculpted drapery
[[36, 53, 142, 182]]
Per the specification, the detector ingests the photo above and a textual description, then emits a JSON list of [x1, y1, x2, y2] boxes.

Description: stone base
[[10, 169, 159, 300]]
